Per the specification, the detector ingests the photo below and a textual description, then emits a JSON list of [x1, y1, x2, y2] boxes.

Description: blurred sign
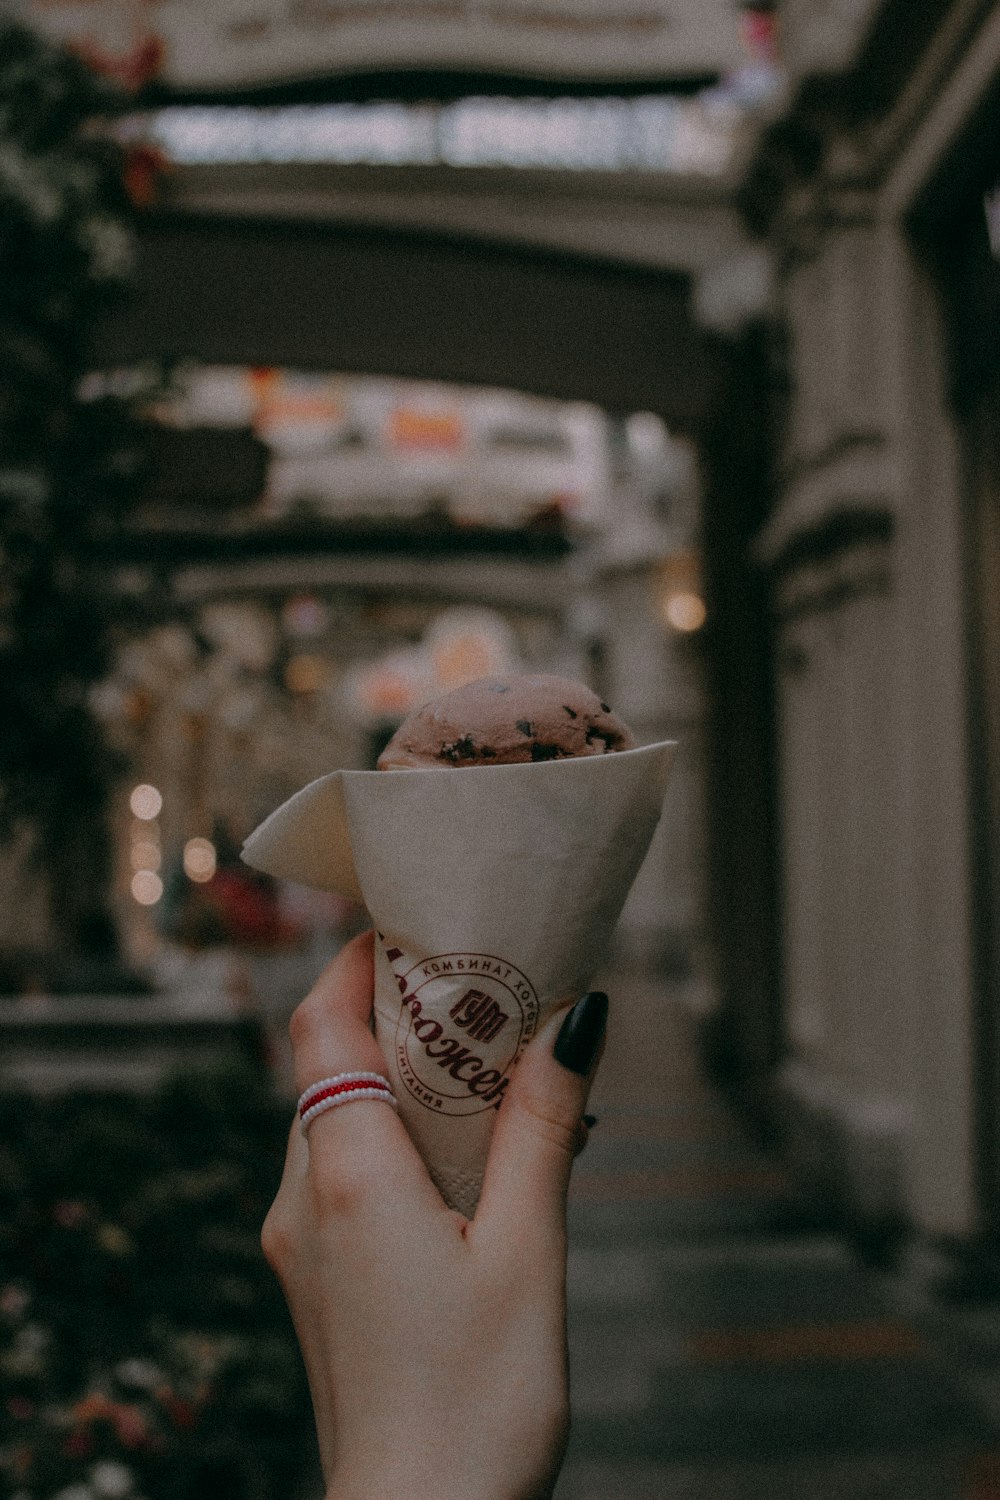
[[152, 366, 610, 531], [250, 370, 346, 451], [23, 0, 746, 87], [390, 407, 464, 452]]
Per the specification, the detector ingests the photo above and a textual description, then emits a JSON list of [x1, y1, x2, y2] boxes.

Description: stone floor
[[554, 968, 1000, 1500]]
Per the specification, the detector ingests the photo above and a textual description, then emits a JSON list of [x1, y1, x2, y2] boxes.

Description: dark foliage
[[0, 1060, 313, 1500], [0, 23, 150, 948]]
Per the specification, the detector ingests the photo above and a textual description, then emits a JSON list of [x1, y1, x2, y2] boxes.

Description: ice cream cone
[[244, 742, 676, 1214]]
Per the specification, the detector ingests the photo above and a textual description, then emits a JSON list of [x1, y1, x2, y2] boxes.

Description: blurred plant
[[0, 23, 154, 954], [0, 1060, 312, 1500]]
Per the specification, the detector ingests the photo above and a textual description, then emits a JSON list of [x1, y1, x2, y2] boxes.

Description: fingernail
[[583, 1114, 599, 1129], [554, 991, 608, 1076]]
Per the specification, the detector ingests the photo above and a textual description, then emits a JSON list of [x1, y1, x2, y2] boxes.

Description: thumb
[[474, 991, 608, 1242]]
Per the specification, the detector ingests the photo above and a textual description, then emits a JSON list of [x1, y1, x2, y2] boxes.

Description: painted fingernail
[[554, 991, 608, 1076]]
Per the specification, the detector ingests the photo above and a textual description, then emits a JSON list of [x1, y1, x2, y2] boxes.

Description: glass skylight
[[133, 94, 739, 175]]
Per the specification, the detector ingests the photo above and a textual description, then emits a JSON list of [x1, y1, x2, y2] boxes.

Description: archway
[[96, 215, 717, 431]]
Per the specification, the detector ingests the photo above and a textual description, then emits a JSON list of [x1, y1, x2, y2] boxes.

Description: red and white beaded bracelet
[[297, 1071, 398, 1131]]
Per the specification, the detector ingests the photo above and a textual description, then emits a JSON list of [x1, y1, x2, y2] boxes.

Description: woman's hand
[[261, 930, 605, 1500]]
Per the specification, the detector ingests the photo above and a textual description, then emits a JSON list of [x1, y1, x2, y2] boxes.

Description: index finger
[[289, 931, 440, 1216]]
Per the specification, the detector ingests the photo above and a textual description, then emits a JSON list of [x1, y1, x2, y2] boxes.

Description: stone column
[[764, 207, 976, 1237], [877, 221, 976, 1237]]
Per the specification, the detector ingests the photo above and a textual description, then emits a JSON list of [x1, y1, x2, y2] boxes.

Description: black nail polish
[[554, 991, 608, 1076]]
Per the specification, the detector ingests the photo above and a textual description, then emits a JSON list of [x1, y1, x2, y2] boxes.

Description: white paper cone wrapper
[[243, 741, 676, 1215]]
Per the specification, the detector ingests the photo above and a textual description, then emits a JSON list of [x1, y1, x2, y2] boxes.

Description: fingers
[[474, 991, 607, 1248], [261, 1120, 339, 1484], [574, 1115, 597, 1157], [288, 931, 437, 1215], [289, 931, 385, 1093]]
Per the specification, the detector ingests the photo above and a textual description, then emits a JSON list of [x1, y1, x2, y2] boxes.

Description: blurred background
[[2, 2, 1000, 1497]]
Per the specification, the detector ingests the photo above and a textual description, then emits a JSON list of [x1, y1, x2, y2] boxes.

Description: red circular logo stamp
[[387, 950, 539, 1116]]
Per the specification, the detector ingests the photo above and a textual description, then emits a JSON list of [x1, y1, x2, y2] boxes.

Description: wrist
[[328, 1478, 537, 1500], [328, 1484, 554, 1500]]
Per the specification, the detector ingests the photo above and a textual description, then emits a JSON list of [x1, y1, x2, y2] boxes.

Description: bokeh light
[[284, 653, 326, 694], [664, 591, 707, 633], [129, 783, 163, 820], [282, 593, 329, 639], [131, 869, 163, 905], [130, 839, 162, 872], [183, 837, 217, 883]]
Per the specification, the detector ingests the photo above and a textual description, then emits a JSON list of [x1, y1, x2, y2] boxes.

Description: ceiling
[[24, 0, 751, 91]]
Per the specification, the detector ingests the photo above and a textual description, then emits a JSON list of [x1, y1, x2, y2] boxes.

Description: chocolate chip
[[600, 702, 612, 713], [530, 743, 561, 761], [516, 719, 533, 736], [442, 734, 477, 762], [586, 727, 615, 751], [563, 705, 578, 718]]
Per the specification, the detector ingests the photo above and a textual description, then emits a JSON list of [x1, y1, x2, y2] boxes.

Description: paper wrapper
[[243, 741, 675, 1215]]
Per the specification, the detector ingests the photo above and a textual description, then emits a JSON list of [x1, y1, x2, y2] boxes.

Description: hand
[[261, 930, 606, 1500]]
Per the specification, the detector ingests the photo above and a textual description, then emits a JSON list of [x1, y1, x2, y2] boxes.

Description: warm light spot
[[432, 635, 496, 690], [131, 870, 163, 905], [130, 840, 161, 873], [664, 591, 707, 633], [129, 783, 163, 820], [360, 669, 415, 718], [284, 653, 325, 694], [183, 837, 217, 883]]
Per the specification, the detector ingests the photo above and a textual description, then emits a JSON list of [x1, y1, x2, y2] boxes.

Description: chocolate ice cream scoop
[[376, 673, 635, 769]]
